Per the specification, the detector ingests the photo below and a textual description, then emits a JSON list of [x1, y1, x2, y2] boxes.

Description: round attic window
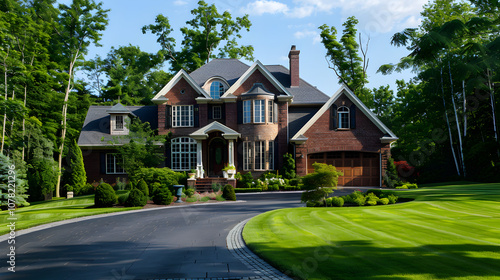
[[180, 89, 185, 94]]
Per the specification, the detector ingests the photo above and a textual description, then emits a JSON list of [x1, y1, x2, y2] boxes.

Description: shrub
[[237, 172, 254, 188], [378, 198, 389, 205], [130, 167, 181, 190], [125, 188, 147, 207], [79, 183, 95, 195], [325, 197, 333, 207], [331, 197, 344, 207], [347, 191, 366, 206], [67, 139, 87, 196], [301, 163, 342, 204], [200, 196, 210, 202], [404, 183, 418, 189], [259, 170, 282, 180], [211, 183, 222, 192], [136, 180, 149, 197], [94, 183, 117, 207], [215, 195, 226, 201], [268, 184, 279, 191], [396, 185, 408, 189], [186, 197, 198, 202], [222, 184, 236, 201], [366, 189, 384, 197], [281, 153, 296, 179], [365, 199, 377, 206], [125, 181, 134, 190], [235, 188, 262, 193], [284, 185, 298, 191], [64, 184, 73, 193], [289, 178, 300, 186], [184, 188, 195, 198], [117, 192, 129, 205], [306, 201, 321, 207], [384, 157, 403, 188], [152, 187, 173, 205], [388, 194, 398, 204]]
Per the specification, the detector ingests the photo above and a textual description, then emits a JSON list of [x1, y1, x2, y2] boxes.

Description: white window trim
[[338, 106, 350, 129], [172, 105, 194, 127], [171, 137, 197, 171], [106, 153, 125, 174], [243, 141, 252, 170], [243, 100, 252, 124], [253, 100, 265, 123], [210, 81, 225, 99], [213, 105, 222, 119], [115, 115, 124, 131], [268, 100, 273, 123], [254, 141, 265, 170]]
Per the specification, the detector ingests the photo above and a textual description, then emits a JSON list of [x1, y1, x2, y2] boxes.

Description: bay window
[[243, 100, 251, 124], [254, 100, 265, 123]]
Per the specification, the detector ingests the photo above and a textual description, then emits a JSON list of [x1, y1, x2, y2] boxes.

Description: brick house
[[78, 46, 397, 187]]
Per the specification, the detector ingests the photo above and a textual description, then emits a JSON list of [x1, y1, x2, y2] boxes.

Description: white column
[[228, 140, 234, 166], [196, 140, 204, 178]]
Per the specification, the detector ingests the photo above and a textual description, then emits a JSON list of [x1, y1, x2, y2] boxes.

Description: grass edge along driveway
[[243, 182, 500, 280], [0, 194, 140, 236]]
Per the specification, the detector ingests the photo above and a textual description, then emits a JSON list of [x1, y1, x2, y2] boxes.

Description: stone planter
[[227, 169, 236, 179], [188, 173, 196, 179], [67, 191, 74, 199]]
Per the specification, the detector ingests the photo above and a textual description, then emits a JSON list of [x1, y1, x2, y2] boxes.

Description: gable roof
[[152, 69, 211, 101], [106, 103, 136, 116], [291, 84, 398, 143], [78, 105, 158, 147], [190, 59, 249, 87], [189, 121, 240, 140], [223, 60, 293, 98]]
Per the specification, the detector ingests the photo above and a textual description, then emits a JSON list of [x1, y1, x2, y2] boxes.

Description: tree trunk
[[487, 68, 498, 142], [1, 48, 9, 155], [440, 67, 461, 176], [463, 80, 467, 137], [448, 63, 465, 177], [55, 50, 79, 197]]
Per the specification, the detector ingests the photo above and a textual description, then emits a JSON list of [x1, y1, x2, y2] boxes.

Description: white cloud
[[240, 0, 289, 16], [293, 30, 321, 44], [173, 0, 188, 6]]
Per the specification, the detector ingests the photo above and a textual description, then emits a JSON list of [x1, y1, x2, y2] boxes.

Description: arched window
[[338, 106, 349, 128], [171, 137, 197, 171], [210, 81, 225, 99]]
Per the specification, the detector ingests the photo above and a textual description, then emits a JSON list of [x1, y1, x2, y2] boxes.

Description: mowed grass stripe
[[243, 183, 500, 280]]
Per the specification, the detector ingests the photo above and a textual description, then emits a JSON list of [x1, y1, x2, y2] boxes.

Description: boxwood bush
[[125, 188, 147, 207], [222, 184, 236, 201], [331, 196, 344, 207], [136, 180, 149, 197], [378, 197, 389, 205], [388, 194, 398, 204], [152, 187, 173, 205], [94, 183, 117, 207]]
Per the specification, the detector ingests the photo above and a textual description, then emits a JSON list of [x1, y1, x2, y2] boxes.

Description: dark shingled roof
[[288, 106, 321, 138], [190, 59, 250, 87], [190, 59, 329, 105], [78, 105, 158, 147]]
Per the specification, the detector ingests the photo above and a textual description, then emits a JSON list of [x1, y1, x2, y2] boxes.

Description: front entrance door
[[208, 137, 227, 177]]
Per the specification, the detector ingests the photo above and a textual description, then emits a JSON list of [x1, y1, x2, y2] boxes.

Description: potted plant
[[222, 164, 236, 179], [188, 169, 196, 179]]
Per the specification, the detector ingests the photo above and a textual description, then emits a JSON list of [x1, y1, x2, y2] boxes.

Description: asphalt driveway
[[0, 188, 370, 280]]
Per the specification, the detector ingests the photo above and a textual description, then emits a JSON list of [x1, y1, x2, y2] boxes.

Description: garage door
[[307, 151, 379, 187]]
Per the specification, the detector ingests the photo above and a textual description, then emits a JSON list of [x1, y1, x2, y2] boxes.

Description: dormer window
[[210, 81, 225, 99], [115, 115, 124, 131], [338, 106, 349, 128]]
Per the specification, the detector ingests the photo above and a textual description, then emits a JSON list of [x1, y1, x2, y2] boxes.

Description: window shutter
[[165, 105, 172, 128], [237, 141, 243, 170], [221, 104, 226, 120], [165, 144, 171, 169], [237, 101, 243, 124], [208, 104, 213, 119], [350, 104, 356, 129], [100, 153, 106, 174], [273, 102, 278, 123], [274, 141, 279, 170], [330, 104, 338, 130], [194, 104, 199, 127]]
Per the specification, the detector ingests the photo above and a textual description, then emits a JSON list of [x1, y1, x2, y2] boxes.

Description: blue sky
[[77, 0, 429, 96]]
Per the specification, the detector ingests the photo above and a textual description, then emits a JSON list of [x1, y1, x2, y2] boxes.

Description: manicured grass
[[243, 182, 500, 280], [0, 194, 140, 235]]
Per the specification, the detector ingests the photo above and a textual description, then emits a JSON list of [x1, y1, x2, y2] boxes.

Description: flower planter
[[188, 173, 196, 179]]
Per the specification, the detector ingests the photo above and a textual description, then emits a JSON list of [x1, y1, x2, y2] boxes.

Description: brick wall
[[82, 148, 128, 184], [233, 69, 281, 96]]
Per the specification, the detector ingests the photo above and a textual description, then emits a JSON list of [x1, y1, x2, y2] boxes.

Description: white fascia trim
[[152, 69, 211, 101], [222, 60, 292, 98], [202, 76, 230, 89], [291, 84, 398, 140]]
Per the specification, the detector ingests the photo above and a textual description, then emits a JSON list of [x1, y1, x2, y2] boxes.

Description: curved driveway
[[1, 188, 366, 280]]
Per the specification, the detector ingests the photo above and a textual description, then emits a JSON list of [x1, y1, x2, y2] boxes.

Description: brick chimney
[[288, 45, 300, 87]]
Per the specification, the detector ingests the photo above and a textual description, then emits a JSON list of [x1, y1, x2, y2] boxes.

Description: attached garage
[[307, 151, 380, 187]]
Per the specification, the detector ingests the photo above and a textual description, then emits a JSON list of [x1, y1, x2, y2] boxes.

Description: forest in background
[[0, 0, 498, 205]]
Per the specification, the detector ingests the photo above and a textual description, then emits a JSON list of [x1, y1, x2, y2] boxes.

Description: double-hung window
[[254, 141, 265, 170], [268, 141, 274, 170], [106, 154, 124, 174], [213, 105, 222, 119], [268, 100, 273, 123], [243, 100, 252, 124], [254, 100, 265, 123], [338, 106, 349, 129], [115, 116, 124, 131], [243, 142, 252, 170], [172, 105, 193, 127]]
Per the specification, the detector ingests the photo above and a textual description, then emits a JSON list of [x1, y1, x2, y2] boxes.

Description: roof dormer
[[106, 103, 136, 135]]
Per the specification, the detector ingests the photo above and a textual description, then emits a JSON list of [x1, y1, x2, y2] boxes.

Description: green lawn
[[0, 193, 140, 235], [243, 182, 500, 280]]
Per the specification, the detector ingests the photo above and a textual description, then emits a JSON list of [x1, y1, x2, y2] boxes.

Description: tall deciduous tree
[[50, 0, 108, 197], [319, 16, 373, 106], [142, 0, 254, 73]]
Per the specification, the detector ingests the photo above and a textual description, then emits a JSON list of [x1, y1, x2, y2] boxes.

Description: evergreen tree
[[0, 153, 29, 208], [67, 139, 86, 195]]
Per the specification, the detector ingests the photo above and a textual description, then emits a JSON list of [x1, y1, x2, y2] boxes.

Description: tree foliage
[[301, 163, 342, 204]]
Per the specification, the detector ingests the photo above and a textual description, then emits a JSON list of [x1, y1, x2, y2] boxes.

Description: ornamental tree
[[301, 163, 342, 205]]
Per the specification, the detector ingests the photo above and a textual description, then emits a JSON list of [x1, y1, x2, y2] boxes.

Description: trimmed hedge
[[94, 183, 117, 207], [235, 188, 262, 193], [136, 180, 149, 197], [125, 189, 147, 207], [222, 184, 236, 201], [152, 187, 174, 205], [331, 197, 344, 207]]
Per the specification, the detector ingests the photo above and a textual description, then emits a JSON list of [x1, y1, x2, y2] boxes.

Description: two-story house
[[78, 46, 397, 187]]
